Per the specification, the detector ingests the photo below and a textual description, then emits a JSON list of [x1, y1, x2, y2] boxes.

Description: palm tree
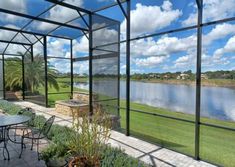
[[5, 52, 59, 94]]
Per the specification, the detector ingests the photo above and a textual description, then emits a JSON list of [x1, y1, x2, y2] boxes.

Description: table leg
[[2, 127, 10, 161]]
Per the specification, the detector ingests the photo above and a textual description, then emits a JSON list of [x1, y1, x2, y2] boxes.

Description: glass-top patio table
[[0, 115, 30, 160]]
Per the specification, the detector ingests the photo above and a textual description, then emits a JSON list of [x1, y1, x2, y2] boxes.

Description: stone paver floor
[[0, 101, 217, 167]]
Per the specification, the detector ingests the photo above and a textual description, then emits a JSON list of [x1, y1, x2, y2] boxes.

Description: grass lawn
[[38, 77, 88, 107], [119, 101, 235, 167]]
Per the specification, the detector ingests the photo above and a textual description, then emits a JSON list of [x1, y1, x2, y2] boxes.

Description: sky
[[0, 0, 235, 74]]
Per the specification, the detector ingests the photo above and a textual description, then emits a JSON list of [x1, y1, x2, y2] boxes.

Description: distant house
[[163, 74, 170, 80], [149, 74, 160, 79], [201, 74, 208, 79], [177, 73, 190, 80]]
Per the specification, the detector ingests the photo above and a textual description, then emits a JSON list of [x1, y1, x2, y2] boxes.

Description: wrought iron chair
[[19, 115, 55, 160], [9, 107, 36, 141]]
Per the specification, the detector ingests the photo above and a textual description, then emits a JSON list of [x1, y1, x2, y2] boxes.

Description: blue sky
[[0, 0, 235, 74]]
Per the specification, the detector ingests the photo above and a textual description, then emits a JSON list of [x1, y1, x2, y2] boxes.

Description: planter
[[68, 156, 100, 167]]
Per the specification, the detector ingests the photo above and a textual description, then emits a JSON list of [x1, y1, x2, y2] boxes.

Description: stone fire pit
[[55, 100, 89, 116]]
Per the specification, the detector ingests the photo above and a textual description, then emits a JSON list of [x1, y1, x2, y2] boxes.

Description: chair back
[[18, 107, 36, 127], [39, 115, 55, 138]]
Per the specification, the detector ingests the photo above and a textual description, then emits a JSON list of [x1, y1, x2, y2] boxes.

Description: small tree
[[5, 52, 59, 93]]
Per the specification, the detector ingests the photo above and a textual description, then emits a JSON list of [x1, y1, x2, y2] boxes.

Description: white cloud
[[73, 26, 118, 56], [135, 56, 169, 67], [213, 35, 235, 58], [47, 38, 70, 58], [0, 0, 27, 22], [127, 22, 235, 69], [51, 59, 71, 73], [73, 61, 89, 74], [121, 1, 182, 37], [203, 23, 235, 45], [182, 0, 235, 26], [223, 36, 235, 52], [93, 27, 118, 47], [4, 44, 26, 54], [126, 34, 196, 58], [182, 13, 197, 26], [73, 36, 89, 54], [36, 0, 83, 31]]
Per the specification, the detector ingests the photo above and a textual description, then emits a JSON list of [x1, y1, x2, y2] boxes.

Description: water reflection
[[74, 81, 235, 121]]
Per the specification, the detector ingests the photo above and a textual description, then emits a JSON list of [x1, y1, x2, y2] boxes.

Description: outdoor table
[[0, 115, 30, 160]]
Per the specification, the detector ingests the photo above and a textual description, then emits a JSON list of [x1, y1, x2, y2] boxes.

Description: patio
[[1, 0, 235, 166], [0, 101, 215, 167]]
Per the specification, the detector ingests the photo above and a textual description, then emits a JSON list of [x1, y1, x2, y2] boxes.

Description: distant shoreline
[[125, 78, 235, 89]]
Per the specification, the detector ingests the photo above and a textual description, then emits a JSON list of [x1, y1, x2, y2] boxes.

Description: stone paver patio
[[0, 101, 216, 167]]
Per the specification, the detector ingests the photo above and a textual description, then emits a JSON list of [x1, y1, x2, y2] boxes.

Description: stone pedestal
[[55, 100, 89, 116]]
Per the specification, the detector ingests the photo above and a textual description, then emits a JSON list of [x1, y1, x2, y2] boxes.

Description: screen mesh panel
[[91, 14, 120, 128], [4, 56, 23, 100], [24, 49, 46, 106]]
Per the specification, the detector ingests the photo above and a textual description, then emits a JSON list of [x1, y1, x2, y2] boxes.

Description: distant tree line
[[56, 70, 235, 80], [120, 70, 235, 80]]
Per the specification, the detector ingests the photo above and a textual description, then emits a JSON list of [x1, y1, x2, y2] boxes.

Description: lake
[[74, 80, 235, 121]]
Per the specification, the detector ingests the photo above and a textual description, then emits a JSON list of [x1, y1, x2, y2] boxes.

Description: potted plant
[[68, 108, 111, 167]]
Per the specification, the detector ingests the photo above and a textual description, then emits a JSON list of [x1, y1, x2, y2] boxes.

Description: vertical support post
[[43, 36, 48, 107], [88, 13, 93, 116], [70, 39, 73, 99], [2, 54, 5, 99], [195, 0, 202, 160], [117, 25, 121, 116], [22, 54, 25, 100], [30, 45, 34, 62], [126, 0, 131, 136]]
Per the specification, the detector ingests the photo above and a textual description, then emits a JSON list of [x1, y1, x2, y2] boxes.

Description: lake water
[[74, 80, 235, 121]]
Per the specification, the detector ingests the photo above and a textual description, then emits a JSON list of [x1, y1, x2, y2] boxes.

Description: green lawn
[[118, 101, 235, 167], [37, 77, 88, 107]]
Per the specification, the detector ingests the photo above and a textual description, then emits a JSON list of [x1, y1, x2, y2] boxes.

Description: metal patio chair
[[9, 107, 36, 141], [19, 115, 55, 160]]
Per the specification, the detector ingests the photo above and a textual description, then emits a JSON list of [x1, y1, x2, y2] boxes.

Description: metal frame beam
[[88, 13, 93, 117], [2, 54, 5, 99], [0, 26, 71, 40], [0, 8, 88, 32], [117, 0, 127, 18], [0, 39, 31, 46], [70, 40, 73, 99], [117, 24, 121, 117], [125, 0, 131, 136], [92, 0, 127, 13], [46, 0, 91, 14], [20, 32, 33, 44], [195, 0, 203, 160], [22, 52, 25, 100], [43, 36, 48, 107]]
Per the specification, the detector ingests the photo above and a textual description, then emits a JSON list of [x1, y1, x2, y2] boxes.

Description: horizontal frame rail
[[0, 8, 88, 32]]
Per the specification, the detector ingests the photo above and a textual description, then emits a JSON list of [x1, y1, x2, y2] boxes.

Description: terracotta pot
[[69, 156, 100, 167]]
